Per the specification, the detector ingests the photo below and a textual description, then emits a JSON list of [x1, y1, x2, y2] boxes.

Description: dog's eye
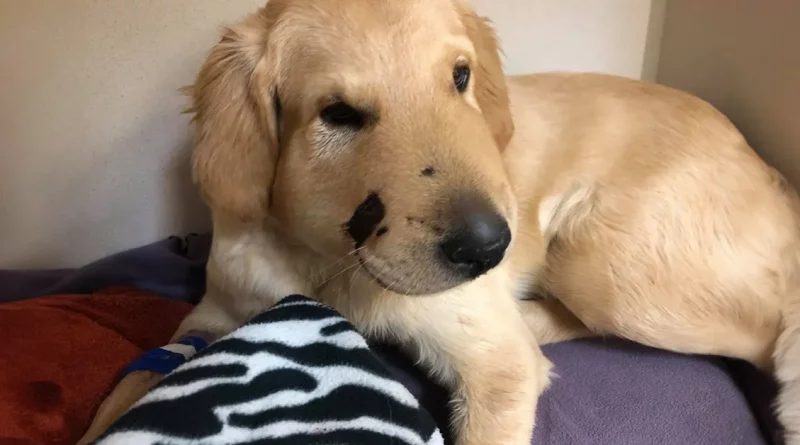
[[453, 64, 471, 93], [320, 101, 365, 129]]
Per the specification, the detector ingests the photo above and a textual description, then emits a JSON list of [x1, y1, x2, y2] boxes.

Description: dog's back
[[504, 71, 800, 441]]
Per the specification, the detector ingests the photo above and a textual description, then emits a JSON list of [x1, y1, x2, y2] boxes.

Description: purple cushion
[[0, 234, 778, 445], [374, 338, 774, 445], [534, 339, 772, 444]]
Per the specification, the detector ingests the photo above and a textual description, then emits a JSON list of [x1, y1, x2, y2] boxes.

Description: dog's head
[[190, 0, 517, 295]]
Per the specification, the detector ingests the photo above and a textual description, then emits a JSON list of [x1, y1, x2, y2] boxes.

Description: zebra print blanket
[[94, 295, 444, 445]]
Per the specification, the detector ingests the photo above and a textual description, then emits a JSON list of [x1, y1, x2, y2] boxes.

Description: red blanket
[[0, 288, 190, 445]]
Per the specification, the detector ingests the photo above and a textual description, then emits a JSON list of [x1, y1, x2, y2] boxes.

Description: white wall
[[478, 0, 657, 79], [0, 0, 658, 269]]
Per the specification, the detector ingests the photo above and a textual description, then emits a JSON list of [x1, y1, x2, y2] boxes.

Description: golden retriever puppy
[[80, 0, 800, 444]]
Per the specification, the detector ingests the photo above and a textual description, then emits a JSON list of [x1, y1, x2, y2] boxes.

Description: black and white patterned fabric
[[94, 295, 444, 445]]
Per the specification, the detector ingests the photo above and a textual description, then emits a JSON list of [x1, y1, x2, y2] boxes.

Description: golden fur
[[80, 1, 800, 444]]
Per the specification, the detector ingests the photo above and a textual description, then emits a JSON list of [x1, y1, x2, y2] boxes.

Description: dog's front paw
[[450, 346, 552, 445]]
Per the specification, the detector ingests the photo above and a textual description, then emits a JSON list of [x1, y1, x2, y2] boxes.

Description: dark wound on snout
[[345, 192, 386, 247]]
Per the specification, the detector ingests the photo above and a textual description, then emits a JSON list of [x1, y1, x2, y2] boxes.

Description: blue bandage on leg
[[122, 335, 210, 377]]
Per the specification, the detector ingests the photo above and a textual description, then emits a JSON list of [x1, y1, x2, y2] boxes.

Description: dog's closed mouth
[[355, 252, 395, 291]]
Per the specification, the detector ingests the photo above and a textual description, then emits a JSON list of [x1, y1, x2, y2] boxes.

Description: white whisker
[[315, 246, 367, 289], [347, 262, 366, 295], [320, 246, 366, 273], [317, 261, 362, 289]]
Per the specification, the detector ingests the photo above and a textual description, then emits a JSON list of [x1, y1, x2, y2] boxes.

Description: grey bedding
[[0, 233, 779, 444]]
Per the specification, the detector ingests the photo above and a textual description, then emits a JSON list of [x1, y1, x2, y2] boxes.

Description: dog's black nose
[[440, 198, 511, 279]]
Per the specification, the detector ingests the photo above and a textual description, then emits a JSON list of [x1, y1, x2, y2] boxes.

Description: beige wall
[[657, 0, 800, 188], [479, 0, 656, 78], [0, 0, 658, 269]]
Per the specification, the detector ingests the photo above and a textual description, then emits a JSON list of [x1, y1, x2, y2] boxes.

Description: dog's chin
[[356, 254, 467, 296]]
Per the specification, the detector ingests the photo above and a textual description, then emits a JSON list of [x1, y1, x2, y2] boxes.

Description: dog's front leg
[[402, 275, 552, 445], [78, 224, 315, 444], [447, 314, 551, 445], [76, 287, 243, 444]]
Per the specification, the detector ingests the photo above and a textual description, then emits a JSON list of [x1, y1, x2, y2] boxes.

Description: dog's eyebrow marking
[[346, 193, 386, 247], [421, 167, 436, 177]]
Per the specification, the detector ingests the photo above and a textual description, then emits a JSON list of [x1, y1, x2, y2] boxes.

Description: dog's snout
[[440, 197, 511, 279]]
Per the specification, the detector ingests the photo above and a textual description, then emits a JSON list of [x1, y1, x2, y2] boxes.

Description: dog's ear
[[187, 9, 279, 223], [458, 5, 515, 151]]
